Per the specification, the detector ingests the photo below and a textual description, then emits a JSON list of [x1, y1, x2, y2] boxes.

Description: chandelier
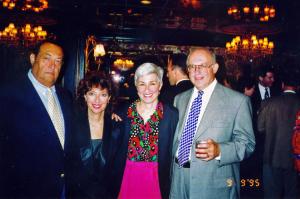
[[0, 23, 48, 47], [225, 35, 274, 62], [113, 58, 134, 71], [227, 3, 275, 22], [1, 0, 48, 12]]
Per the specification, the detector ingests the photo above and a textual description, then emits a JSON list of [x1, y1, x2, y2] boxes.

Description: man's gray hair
[[134, 62, 164, 86]]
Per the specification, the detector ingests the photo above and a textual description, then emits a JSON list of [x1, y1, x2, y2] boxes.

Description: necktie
[[264, 87, 270, 99], [178, 90, 203, 167], [47, 88, 65, 149]]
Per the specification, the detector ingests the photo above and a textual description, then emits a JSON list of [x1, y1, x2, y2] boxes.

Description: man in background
[[257, 62, 300, 199], [160, 53, 193, 104], [253, 63, 278, 113], [0, 41, 73, 198]]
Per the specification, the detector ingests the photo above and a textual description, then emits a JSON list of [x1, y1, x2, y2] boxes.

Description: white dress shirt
[[27, 70, 65, 135], [258, 83, 271, 100], [177, 79, 218, 159]]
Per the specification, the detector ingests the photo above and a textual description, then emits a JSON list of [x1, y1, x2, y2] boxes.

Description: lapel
[[173, 89, 193, 149], [102, 114, 112, 155], [194, 83, 226, 139], [24, 77, 50, 124], [23, 77, 64, 151], [178, 89, 193, 136]]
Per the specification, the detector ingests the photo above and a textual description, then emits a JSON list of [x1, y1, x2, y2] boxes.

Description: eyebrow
[[43, 52, 63, 59]]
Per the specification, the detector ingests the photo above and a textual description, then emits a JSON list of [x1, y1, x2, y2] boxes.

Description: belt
[[175, 157, 190, 168]]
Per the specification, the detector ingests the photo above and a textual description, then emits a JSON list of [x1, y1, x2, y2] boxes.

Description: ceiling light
[[140, 0, 151, 5]]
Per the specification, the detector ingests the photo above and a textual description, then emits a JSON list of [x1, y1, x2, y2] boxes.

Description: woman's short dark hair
[[76, 71, 113, 111]]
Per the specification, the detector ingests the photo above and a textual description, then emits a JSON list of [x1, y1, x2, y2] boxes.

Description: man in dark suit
[[160, 53, 193, 104], [257, 66, 300, 199], [0, 41, 73, 198], [252, 64, 278, 113]]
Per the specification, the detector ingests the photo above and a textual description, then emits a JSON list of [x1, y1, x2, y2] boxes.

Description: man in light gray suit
[[170, 47, 255, 199]]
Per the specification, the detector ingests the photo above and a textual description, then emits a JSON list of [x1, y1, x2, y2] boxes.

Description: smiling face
[[31, 42, 64, 87], [84, 87, 110, 115], [187, 49, 219, 90], [136, 73, 162, 105]]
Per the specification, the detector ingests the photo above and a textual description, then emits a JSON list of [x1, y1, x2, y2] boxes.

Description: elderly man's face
[[31, 42, 64, 87], [187, 49, 218, 91], [136, 73, 162, 105]]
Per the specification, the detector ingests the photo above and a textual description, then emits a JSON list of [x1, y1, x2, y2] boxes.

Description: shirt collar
[[27, 69, 56, 95], [258, 83, 269, 90], [284, 90, 296, 94], [175, 78, 190, 86], [192, 78, 217, 95]]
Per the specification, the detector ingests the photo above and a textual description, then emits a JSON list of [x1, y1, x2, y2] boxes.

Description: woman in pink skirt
[[109, 63, 179, 199]]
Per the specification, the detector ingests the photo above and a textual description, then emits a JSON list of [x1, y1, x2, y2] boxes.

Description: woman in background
[[110, 63, 179, 199], [68, 71, 120, 199]]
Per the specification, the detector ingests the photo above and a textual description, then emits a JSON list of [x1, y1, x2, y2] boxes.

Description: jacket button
[[60, 173, 64, 178]]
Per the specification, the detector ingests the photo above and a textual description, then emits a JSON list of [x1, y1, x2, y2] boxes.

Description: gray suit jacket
[[257, 91, 300, 169], [171, 83, 255, 199]]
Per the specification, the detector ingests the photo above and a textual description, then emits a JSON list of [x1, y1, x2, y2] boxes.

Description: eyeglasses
[[187, 63, 215, 72]]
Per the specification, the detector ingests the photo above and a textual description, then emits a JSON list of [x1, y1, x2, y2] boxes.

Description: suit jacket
[[257, 92, 300, 169], [110, 103, 178, 199], [172, 83, 255, 199], [160, 79, 193, 105], [0, 75, 72, 198], [252, 83, 280, 115], [68, 106, 121, 199]]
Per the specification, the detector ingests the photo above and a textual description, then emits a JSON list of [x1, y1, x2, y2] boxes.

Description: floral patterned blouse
[[127, 100, 163, 162]]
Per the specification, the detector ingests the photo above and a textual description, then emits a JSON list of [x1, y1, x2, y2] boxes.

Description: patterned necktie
[[178, 90, 204, 167], [264, 87, 270, 99], [47, 88, 65, 149]]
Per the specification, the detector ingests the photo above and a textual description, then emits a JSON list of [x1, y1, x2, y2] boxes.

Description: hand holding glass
[[195, 140, 208, 159]]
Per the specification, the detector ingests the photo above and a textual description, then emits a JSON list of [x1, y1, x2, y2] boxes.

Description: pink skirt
[[118, 159, 162, 199]]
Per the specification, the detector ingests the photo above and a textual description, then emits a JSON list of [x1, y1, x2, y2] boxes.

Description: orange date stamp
[[240, 178, 260, 187], [226, 178, 261, 187]]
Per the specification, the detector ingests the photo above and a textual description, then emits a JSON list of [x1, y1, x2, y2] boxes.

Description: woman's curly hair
[[76, 71, 114, 113]]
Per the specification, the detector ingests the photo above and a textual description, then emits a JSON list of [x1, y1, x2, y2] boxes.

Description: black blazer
[[160, 79, 193, 105], [109, 103, 179, 199], [68, 106, 121, 199], [0, 75, 73, 198], [252, 83, 280, 115]]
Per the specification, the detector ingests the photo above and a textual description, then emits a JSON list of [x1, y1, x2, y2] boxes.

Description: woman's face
[[84, 86, 110, 114], [136, 73, 162, 105]]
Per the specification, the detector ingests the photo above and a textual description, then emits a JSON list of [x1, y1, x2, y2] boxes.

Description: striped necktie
[[47, 88, 65, 149]]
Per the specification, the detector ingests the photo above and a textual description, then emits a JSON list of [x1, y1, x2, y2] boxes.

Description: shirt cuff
[[215, 153, 221, 160]]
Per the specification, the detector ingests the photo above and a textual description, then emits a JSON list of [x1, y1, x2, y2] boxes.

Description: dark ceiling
[[1, 0, 300, 48]]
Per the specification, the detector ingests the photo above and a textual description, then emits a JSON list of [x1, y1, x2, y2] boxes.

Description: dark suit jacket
[[0, 75, 73, 198], [109, 103, 178, 199], [257, 91, 300, 169], [252, 83, 280, 115], [68, 106, 121, 199], [160, 79, 193, 105]]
